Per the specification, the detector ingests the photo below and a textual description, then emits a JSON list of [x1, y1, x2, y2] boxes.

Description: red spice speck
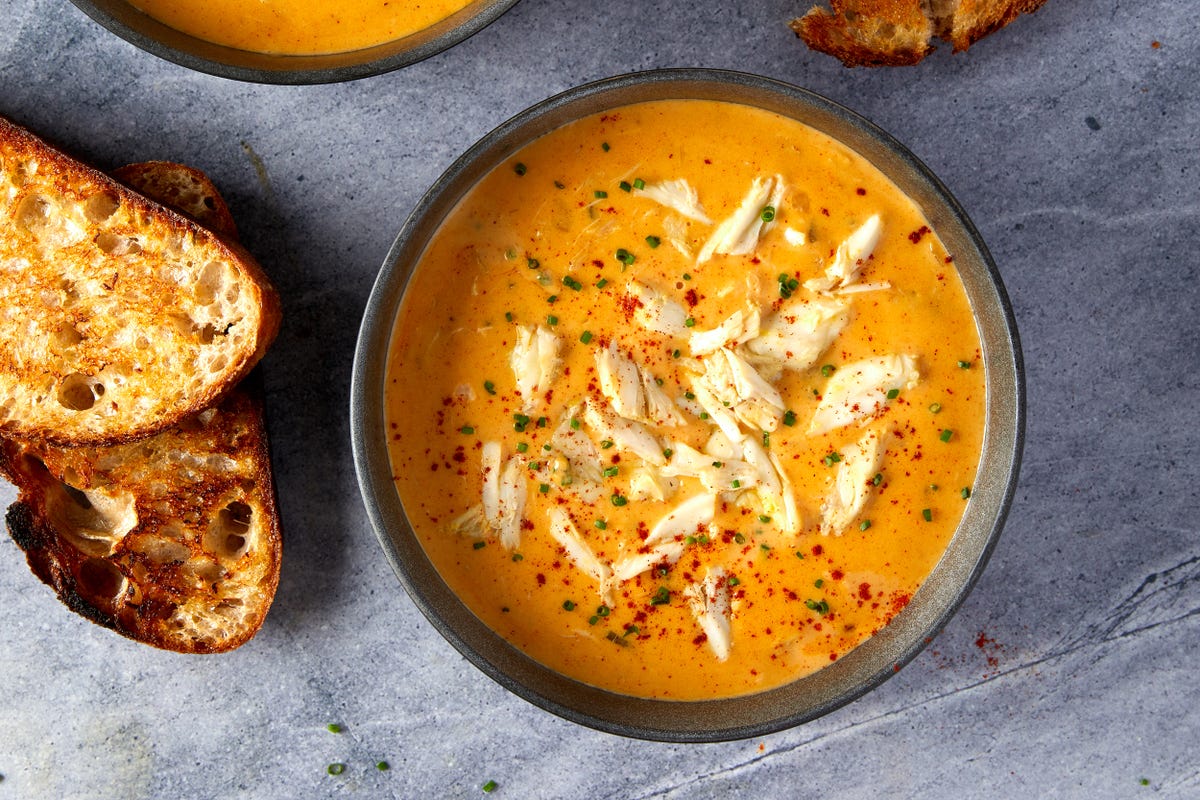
[[855, 187, 866, 196], [684, 288, 700, 307], [908, 225, 931, 244], [831, 569, 844, 581], [1151, 40, 1161, 49], [858, 582, 872, 601], [812, 544, 824, 556], [536, 573, 547, 587]]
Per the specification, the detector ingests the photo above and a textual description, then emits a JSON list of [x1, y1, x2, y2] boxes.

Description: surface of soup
[[130, 0, 475, 55], [385, 100, 986, 700]]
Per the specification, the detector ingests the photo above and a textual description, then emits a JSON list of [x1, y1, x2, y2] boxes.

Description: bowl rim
[[66, 0, 521, 84], [351, 67, 1025, 742]]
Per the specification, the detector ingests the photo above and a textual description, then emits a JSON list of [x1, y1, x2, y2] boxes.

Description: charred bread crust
[[1, 384, 283, 654]]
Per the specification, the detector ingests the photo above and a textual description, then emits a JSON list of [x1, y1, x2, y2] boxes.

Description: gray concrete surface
[[1, 0, 1197, 797]]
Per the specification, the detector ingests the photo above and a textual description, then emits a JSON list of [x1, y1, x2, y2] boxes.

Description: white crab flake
[[509, 325, 562, 412], [634, 178, 712, 224], [661, 441, 759, 494], [805, 214, 883, 292], [662, 215, 694, 258], [460, 443, 527, 549], [582, 399, 666, 466], [547, 507, 614, 603], [784, 226, 808, 247], [689, 308, 762, 356], [645, 493, 716, 546], [743, 296, 850, 378], [692, 347, 786, 433], [549, 408, 605, 491], [611, 540, 686, 582], [594, 340, 687, 427], [809, 354, 920, 435], [626, 280, 689, 337], [820, 428, 890, 536], [686, 567, 733, 662], [627, 465, 679, 502], [697, 175, 783, 264]]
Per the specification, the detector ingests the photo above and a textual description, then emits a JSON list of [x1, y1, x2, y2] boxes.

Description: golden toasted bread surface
[[113, 161, 239, 239], [792, 0, 1049, 66], [0, 117, 281, 446], [0, 383, 282, 653]]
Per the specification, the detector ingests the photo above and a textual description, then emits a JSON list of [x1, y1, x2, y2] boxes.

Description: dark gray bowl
[[351, 68, 1024, 742], [68, 0, 520, 84]]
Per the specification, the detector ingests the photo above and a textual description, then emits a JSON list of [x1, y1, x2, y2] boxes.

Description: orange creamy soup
[[130, 0, 475, 55], [385, 100, 985, 700]]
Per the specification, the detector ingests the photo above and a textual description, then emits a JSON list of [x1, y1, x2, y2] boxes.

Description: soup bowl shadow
[[351, 68, 1024, 742], [68, 0, 521, 84]]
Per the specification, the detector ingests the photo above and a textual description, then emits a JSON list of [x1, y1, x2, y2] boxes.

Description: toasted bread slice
[[791, 0, 1049, 66], [113, 161, 239, 240], [0, 381, 282, 653], [0, 116, 281, 446]]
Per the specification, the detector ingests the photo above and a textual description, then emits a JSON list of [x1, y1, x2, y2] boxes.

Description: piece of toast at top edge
[[0, 377, 282, 654], [0, 160, 283, 654], [0, 116, 281, 447], [791, 0, 1049, 67]]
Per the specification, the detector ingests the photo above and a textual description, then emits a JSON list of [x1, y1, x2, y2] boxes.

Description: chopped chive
[[554, 180, 565, 189], [699, 412, 710, 420], [546, 294, 558, 304], [823, 452, 842, 466], [758, 514, 771, 523], [645, 235, 661, 248], [655, 377, 664, 386], [930, 483, 940, 491], [580, 330, 594, 344], [760, 543, 771, 552], [734, 533, 747, 544], [958, 360, 972, 369], [594, 519, 607, 530], [328, 763, 346, 776], [537, 416, 548, 428], [922, 508, 933, 522], [472, 541, 486, 550], [815, 579, 824, 588], [563, 600, 576, 611], [684, 317, 696, 328], [327, 723, 343, 733], [940, 429, 954, 442], [731, 479, 741, 488], [684, 391, 696, 400], [611, 494, 628, 506], [711, 461, 724, 468], [623, 625, 639, 636], [603, 466, 619, 478], [795, 550, 805, 559], [483, 780, 498, 793], [504, 311, 513, 322], [483, 380, 496, 395], [872, 472, 883, 486], [460, 425, 475, 435], [601, 439, 614, 449], [594, 190, 608, 199], [860, 520, 872, 531], [672, 349, 681, 358], [615, 248, 635, 265], [619, 180, 632, 192], [526, 256, 540, 269], [728, 576, 741, 587], [601, 142, 610, 152], [929, 402, 942, 414], [504, 248, 517, 260], [511, 553, 524, 562], [542, 443, 551, 451], [651, 586, 671, 605], [805, 598, 830, 615], [563, 276, 583, 291], [539, 483, 550, 494], [514, 162, 526, 176], [682, 272, 692, 281], [376, 761, 390, 771], [783, 410, 797, 427], [596, 278, 609, 288], [588, 615, 599, 625], [560, 475, 573, 487], [762, 431, 770, 448], [961, 486, 972, 499], [887, 388, 900, 400], [662, 448, 674, 458], [760, 205, 776, 222], [570, 417, 581, 430], [685, 535, 697, 546], [597, 605, 610, 617], [821, 364, 835, 377], [633, 178, 645, 190]]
